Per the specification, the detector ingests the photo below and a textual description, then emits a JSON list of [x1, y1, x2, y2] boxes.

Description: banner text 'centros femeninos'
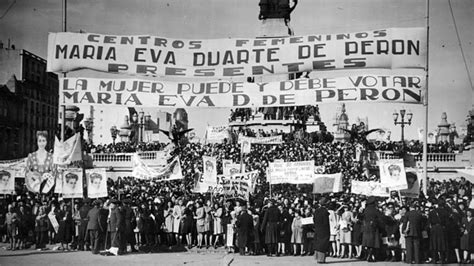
[[60, 73, 425, 107], [47, 28, 426, 77]]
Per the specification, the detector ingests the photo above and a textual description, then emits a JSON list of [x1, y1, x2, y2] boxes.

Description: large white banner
[[0, 170, 15, 194], [208, 171, 259, 199], [53, 134, 82, 165], [312, 173, 343, 194], [0, 158, 26, 178], [238, 135, 283, 145], [268, 161, 315, 184], [206, 126, 229, 142], [86, 168, 108, 198], [62, 168, 84, 199], [132, 154, 183, 181], [379, 159, 407, 190], [59, 73, 425, 108], [47, 28, 426, 77], [351, 180, 390, 197]]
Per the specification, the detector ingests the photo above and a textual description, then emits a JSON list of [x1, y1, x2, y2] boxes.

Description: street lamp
[[138, 111, 144, 142], [83, 117, 93, 144], [110, 126, 119, 145], [393, 109, 413, 149]]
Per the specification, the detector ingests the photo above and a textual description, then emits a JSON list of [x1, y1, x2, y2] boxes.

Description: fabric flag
[[54, 169, 64, 194], [86, 168, 108, 198], [0, 169, 16, 194], [62, 168, 84, 199], [312, 173, 343, 194], [379, 159, 408, 190], [132, 154, 183, 181], [53, 133, 82, 165], [399, 168, 420, 198], [351, 180, 390, 197]]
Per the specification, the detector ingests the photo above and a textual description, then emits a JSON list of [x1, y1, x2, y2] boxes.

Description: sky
[[0, 0, 472, 143]]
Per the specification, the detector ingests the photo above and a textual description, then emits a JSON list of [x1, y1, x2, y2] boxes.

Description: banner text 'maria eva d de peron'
[[47, 28, 426, 77], [59, 74, 425, 108]]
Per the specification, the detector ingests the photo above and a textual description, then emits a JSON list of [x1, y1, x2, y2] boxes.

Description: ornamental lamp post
[[110, 126, 119, 145], [138, 111, 144, 142], [84, 117, 93, 144], [393, 109, 413, 150]]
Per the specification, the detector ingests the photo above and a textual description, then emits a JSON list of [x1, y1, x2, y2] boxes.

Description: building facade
[[0, 46, 59, 159]]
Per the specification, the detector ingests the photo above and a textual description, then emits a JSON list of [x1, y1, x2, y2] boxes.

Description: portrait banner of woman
[[86, 169, 107, 198], [25, 131, 57, 193], [62, 169, 83, 199], [0, 170, 15, 194], [379, 159, 407, 191]]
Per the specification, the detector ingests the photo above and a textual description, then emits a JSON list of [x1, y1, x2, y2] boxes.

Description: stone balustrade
[[92, 151, 167, 168]]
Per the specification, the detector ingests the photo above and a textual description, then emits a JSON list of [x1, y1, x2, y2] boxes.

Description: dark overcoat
[[313, 206, 330, 252]]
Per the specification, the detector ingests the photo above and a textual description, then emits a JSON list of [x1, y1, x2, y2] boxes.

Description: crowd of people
[[1, 136, 473, 264], [229, 105, 320, 123]]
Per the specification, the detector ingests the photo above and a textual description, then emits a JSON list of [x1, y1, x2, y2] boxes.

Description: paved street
[[0, 247, 408, 266]]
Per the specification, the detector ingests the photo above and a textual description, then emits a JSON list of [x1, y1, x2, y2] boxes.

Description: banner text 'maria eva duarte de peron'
[[59, 73, 425, 108], [47, 27, 426, 77]]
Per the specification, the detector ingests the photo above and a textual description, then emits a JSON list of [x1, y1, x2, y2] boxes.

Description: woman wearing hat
[[461, 208, 474, 263], [361, 196, 383, 262]]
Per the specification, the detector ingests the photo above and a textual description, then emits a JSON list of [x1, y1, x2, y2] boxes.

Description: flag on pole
[[53, 133, 82, 165], [132, 154, 183, 181]]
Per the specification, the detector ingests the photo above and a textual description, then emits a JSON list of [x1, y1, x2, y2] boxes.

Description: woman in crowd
[[194, 200, 206, 248], [212, 202, 223, 248], [203, 199, 213, 248], [291, 209, 303, 256], [172, 198, 185, 246], [182, 201, 194, 248], [461, 209, 474, 263], [57, 203, 73, 251], [327, 202, 339, 257], [164, 201, 174, 246], [362, 196, 383, 262], [35, 206, 49, 251], [338, 204, 353, 258]]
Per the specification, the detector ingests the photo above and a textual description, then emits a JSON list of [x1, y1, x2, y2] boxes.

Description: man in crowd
[[236, 204, 253, 255], [261, 199, 280, 257], [107, 199, 124, 256], [313, 197, 330, 264], [402, 202, 423, 264], [86, 199, 102, 255]]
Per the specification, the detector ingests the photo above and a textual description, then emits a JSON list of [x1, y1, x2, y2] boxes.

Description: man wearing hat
[[236, 204, 253, 255], [107, 199, 124, 255], [261, 199, 280, 256], [361, 196, 383, 262], [402, 202, 423, 264], [78, 199, 91, 251], [122, 199, 138, 253], [313, 197, 330, 264], [86, 200, 102, 254]]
